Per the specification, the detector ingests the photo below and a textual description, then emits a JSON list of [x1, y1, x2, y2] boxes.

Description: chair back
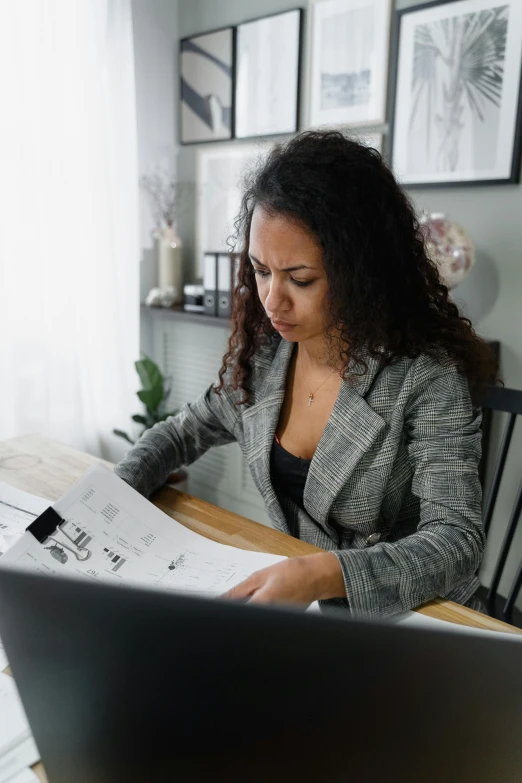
[[481, 386, 522, 619]]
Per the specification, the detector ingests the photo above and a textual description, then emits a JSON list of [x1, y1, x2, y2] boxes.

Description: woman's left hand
[[221, 552, 346, 607]]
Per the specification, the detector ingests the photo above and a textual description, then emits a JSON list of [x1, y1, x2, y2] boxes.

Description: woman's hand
[[221, 552, 346, 608]]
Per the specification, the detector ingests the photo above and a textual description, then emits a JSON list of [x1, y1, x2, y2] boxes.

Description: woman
[[116, 131, 497, 617]]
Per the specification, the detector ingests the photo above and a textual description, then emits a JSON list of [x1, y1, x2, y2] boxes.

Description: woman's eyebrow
[[248, 254, 314, 272]]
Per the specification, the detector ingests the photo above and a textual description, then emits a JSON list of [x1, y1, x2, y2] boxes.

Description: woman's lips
[[271, 319, 296, 332]]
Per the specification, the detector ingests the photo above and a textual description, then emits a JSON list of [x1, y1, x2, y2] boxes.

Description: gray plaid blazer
[[115, 336, 484, 618]]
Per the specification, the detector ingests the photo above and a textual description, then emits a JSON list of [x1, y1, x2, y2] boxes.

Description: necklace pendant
[[308, 393, 314, 407]]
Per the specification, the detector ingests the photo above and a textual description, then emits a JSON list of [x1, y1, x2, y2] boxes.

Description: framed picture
[[358, 132, 383, 152], [390, 0, 522, 187], [308, 0, 391, 128], [180, 27, 235, 144], [235, 9, 302, 139], [196, 142, 271, 276]]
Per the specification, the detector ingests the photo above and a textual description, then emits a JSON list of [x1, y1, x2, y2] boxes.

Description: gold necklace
[[298, 354, 336, 407]]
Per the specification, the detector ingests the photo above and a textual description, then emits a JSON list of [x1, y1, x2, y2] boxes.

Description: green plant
[[113, 355, 178, 445]]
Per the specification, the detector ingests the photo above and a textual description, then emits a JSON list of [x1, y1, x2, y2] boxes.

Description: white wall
[[132, 0, 179, 358]]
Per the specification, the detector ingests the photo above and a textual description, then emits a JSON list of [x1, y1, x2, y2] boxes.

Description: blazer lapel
[[303, 355, 387, 529], [243, 342, 387, 536]]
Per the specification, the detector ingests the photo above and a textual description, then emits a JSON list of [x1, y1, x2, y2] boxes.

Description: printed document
[[6, 768, 40, 783], [1, 464, 285, 596], [0, 735, 39, 783]]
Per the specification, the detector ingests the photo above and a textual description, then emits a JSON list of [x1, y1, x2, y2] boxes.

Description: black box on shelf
[[203, 252, 218, 316], [183, 284, 204, 313], [217, 253, 232, 318], [218, 252, 241, 318]]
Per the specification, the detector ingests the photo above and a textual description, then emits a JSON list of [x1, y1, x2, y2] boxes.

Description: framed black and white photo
[[308, 0, 392, 128], [196, 143, 271, 276], [180, 27, 235, 144], [235, 9, 302, 139], [390, 0, 522, 186]]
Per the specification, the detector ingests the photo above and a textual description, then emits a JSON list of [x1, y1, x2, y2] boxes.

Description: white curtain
[[0, 0, 140, 456]]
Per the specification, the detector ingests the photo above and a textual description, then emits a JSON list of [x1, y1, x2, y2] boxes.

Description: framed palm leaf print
[[390, 0, 522, 186]]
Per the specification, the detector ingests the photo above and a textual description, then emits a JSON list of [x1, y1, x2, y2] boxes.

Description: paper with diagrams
[[1, 464, 285, 597]]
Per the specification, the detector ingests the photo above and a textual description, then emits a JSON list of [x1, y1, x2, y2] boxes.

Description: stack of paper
[[7, 771, 39, 783], [0, 483, 49, 556], [0, 672, 39, 782], [0, 673, 31, 756], [0, 484, 49, 782], [389, 607, 522, 642]]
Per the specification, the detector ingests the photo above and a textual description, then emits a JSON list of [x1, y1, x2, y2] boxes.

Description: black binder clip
[[28, 507, 91, 562]]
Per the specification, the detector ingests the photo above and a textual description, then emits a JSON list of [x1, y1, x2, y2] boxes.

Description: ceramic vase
[[158, 224, 183, 303]]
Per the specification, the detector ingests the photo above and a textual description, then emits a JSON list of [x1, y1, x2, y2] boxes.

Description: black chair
[[476, 386, 522, 627]]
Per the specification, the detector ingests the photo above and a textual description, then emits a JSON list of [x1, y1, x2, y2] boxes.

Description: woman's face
[[248, 205, 329, 343]]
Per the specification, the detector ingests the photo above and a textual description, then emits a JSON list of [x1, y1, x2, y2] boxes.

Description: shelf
[[140, 304, 231, 330]]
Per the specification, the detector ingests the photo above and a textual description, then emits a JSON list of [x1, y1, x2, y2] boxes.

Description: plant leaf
[[112, 429, 135, 445], [138, 388, 164, 410], [131, 414, 148, 425], [135, 355, 164, 397]]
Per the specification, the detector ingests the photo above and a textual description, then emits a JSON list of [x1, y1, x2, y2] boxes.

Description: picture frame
[[358, 132, 383, 153], [195, 142, 271, 277], [235, 9, 302, 140], [389, 0, 522, 187], [308, 0, 392, 128], [180, 26, 235, 145]]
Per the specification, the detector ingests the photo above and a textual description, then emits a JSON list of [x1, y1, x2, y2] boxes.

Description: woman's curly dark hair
[[215, 130, 498, 405]]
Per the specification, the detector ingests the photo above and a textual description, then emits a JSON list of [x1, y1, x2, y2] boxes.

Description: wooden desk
[[0, 434, 520, 783]]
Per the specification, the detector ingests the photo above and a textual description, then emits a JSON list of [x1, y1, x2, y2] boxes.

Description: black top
[[270, 437, 311, 509]]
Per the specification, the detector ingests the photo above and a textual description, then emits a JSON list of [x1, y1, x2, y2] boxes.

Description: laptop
[[0, 564, 521, 783]]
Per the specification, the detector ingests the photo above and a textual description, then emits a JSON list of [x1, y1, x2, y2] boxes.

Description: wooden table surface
[[0, 434, 520, 783]]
